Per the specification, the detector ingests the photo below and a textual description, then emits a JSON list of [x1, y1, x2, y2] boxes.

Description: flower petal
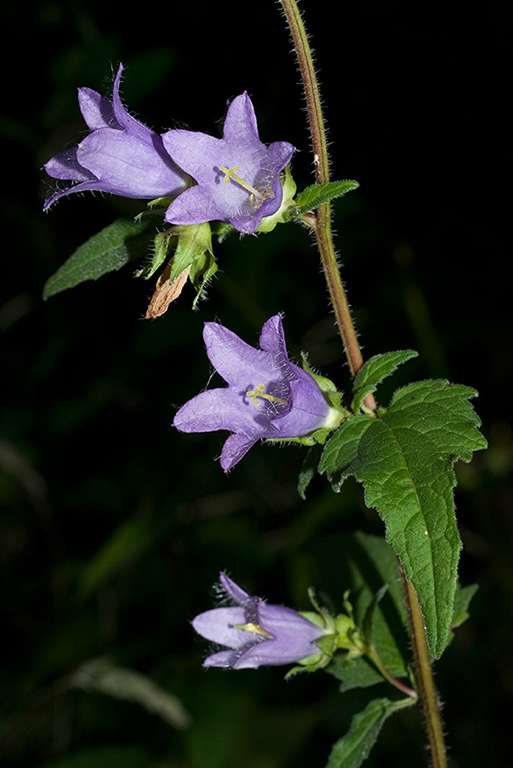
[[44, 147, 95, 182], [234, 604, 324, 668], [76, 129, 186, 198], [202, 650, 240, 667], [161, 130, 224, 187], [203, 322, 279, 387], [271, 367, 331, 436], [219, 572, 250, 604], [220, 433, 259, 470], [161, 184, 225, 227], [191, 606, 248, 648], [78, 87, 116, 130], [173, 388, 265, 436], [222, 92, 260, 145], [258, 314, 291, 371], [110, 64, 156, 146]]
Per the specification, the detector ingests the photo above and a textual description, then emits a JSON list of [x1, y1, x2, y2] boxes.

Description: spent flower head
[[43, 64, 188, 210], [162, 93, 295, 234], [173, 314, 343, 470], [192, 573, 327, 669]]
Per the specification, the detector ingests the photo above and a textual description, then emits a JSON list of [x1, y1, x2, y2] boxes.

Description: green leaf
[[451, 583, 478, 629], [43, 217, 154, 299], [298, 444, 324, 500], [325, 697, 414, 768], [351, 350, 418, 413], [320, 377, 487, 658], [294, 180, 359, 215]]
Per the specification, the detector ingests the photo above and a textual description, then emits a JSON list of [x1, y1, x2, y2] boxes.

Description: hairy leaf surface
[[320, 355, 486, 657], [43, 218, 154, 299], [325, 697, 414, 768], [294, 180, 359, 215]]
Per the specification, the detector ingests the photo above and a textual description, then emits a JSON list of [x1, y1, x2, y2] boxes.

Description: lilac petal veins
[[173, 314, 333, 471], [191, 573, 326, 669], [44, 64, 188, 210], [162, 93, 295, 234]]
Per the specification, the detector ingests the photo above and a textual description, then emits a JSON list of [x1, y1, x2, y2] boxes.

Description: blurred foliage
[[1, 1, 511, 767]]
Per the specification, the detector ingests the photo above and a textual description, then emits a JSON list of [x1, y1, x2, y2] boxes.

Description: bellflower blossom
[[192, 573, 326, 669], [43, 64, 188, 211], [162, 93, 295, 234], [173, 314, 339, 471]]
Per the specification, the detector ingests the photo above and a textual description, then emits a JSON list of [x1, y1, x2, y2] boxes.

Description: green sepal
[[136, 222, 216, 308], [168, 223, 216, 308], [285, 593, 362, 679], [189, 249, 218, 310], [144, 195, 174, 210], [167, 223, 213, 282], [43, 217, 155, 299], [135, 228, 175, 280], [292, 179, 359, 217], [212, 221, 235, 242]]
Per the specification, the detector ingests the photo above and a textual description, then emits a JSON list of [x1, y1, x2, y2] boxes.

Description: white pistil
[[246, 384, 287, 407]]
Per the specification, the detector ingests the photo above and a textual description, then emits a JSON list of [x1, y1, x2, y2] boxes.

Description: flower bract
[[162, 93, 295, 234], [43, 64, 188, 210], [173, 314, 338, 470], [192, 573, 326, 669]]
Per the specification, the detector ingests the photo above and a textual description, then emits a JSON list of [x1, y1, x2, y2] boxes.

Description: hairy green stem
[[278, 0, 370, 387], [278, 1, 448, 765]]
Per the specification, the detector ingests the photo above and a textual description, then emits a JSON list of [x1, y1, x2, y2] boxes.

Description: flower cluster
[[173, 314, 342, 470], [192, 573, 327, 669], [44, 64, 294, 234]]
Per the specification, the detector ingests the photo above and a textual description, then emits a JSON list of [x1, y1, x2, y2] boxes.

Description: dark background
[[1, 1, 511, 766]]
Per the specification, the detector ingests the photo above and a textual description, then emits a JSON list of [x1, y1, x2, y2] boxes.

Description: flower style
[[43, 64, 188, 211], [192, 573, 327, 669], [162, 93, 295, 234], [173, 314, 339, 471]]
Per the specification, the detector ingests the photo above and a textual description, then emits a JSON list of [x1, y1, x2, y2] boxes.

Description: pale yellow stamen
[[233, 622, 274, 639], [219, 165, 265, 202], [246, 384, 287, 407]]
